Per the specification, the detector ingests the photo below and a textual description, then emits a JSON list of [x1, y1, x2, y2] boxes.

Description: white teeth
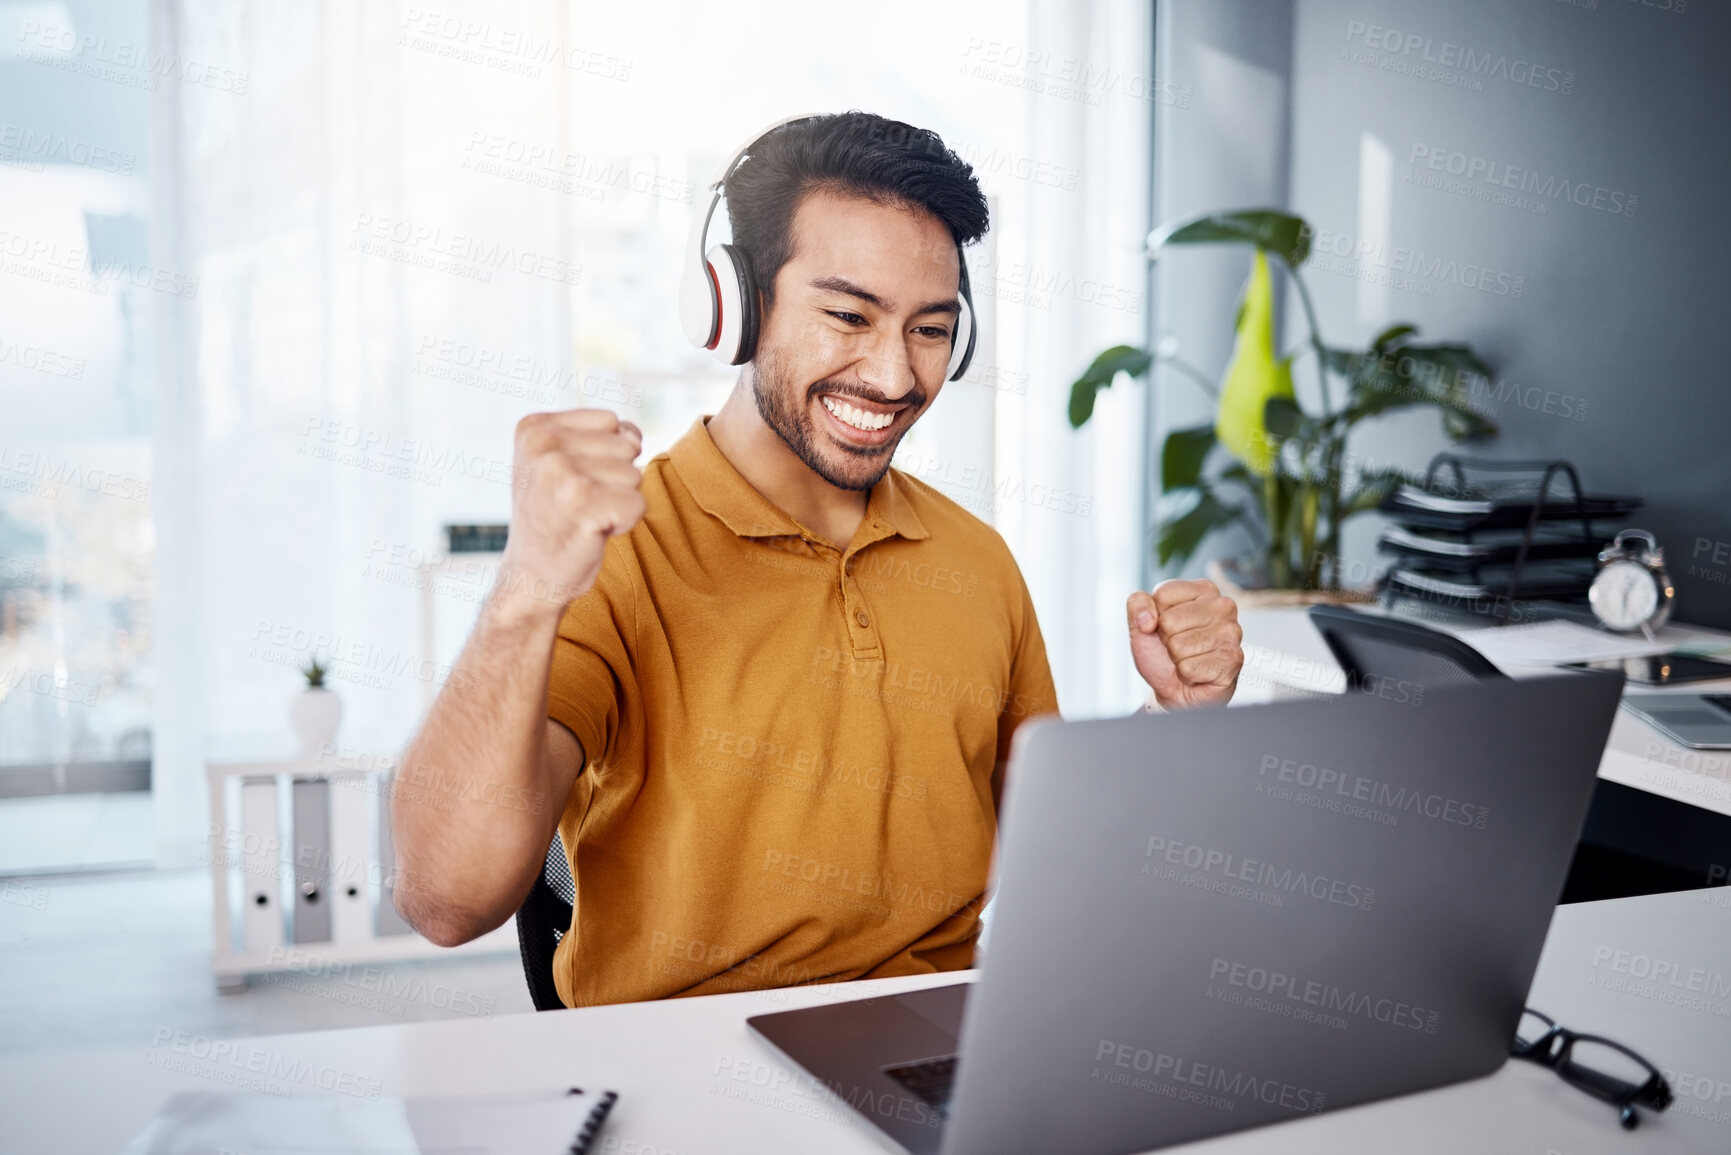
[[821, 395, 894, 432]]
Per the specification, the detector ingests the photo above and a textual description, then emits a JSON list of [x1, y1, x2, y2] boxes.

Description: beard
[[749, 347, 923, 492]]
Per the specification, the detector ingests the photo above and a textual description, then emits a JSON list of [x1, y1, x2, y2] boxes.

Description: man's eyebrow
[[912, 298, 963, 318], [808, 275, 962, 318], [809, 275, 892, 311]]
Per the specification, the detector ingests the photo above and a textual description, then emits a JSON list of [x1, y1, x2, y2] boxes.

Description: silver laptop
[[1620, 691, 1731, 748], [747, 672, 1625, 1155]]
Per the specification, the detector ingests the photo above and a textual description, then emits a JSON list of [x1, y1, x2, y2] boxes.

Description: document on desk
[[1455, 619, 1679, 665], [117, 1087, 618, 1154]]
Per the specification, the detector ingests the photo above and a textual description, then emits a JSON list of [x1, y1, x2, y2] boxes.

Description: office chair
[[1306, 604, 1506, 689], [1306, 604, 1726, 903], [516, 832, 576, 1011]]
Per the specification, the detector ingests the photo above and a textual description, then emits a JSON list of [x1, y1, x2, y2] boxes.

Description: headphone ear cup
[[705, 243, 757, 366], [948, 263, 978, 381], [721, 243, 761, 365]]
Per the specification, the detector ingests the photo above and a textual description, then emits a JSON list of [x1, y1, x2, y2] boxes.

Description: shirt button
[[855, 610, 870, 628]]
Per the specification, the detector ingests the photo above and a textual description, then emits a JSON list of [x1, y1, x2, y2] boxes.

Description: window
[[0, 0, 156, 798]]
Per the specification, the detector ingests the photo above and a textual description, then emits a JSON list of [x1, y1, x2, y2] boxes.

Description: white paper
[[1380, 526, 1494, 557], [1455, 620, 1680, 665], [1389, 484, 1493, 514]]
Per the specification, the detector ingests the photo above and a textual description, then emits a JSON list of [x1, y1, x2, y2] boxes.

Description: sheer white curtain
[[147, 0, 1150, 864], [151, 0, 575, 862], [991, 0, 1154, 718]]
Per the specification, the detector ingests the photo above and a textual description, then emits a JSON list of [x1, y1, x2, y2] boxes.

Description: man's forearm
[[391, 582, 568, 945]]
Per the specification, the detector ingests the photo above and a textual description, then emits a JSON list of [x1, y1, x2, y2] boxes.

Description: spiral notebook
[[117, 1087, 618, 1154]]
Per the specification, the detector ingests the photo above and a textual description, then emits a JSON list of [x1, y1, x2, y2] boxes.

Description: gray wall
[[1160, 0, 1731, 627], [1285, 0, 1731, 627], [1151, 0, 1295, 580]]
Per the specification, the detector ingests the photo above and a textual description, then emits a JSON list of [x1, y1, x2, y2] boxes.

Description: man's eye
[[914, 325, 952, 340], [827, 310, 866, 326]]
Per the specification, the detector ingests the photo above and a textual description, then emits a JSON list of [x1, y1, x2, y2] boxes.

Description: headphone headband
[[707, 113, 822, 193], [677, 114, 823, 355], [677, 114, 977, 380]]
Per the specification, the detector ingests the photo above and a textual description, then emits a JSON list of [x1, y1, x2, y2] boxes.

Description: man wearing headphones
[[393, 112, 1244, 1008]]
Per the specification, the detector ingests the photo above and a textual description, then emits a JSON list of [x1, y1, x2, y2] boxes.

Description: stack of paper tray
[[1380, 565, 1598, 604], [1379, 483, 1642, 532], [1375, 478, 1643, 614], [1377, 525, 1605, 574]]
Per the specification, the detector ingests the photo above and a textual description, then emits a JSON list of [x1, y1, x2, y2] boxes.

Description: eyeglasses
[[1511, 1008, 1673, 1129]]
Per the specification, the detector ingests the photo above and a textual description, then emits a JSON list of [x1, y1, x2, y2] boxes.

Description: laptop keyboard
[[883, 1055, 959, 1116]]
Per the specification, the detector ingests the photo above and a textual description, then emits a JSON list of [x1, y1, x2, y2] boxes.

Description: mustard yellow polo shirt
[[545, 417, 1059, 1008]]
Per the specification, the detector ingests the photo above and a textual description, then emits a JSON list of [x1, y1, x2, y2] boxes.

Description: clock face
[[1590, 560, 1659, 631]]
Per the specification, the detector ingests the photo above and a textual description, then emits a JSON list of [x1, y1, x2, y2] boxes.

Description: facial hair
[[749, 347, 923, 492]]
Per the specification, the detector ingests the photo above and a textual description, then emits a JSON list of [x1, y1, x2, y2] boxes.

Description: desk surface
[[2, 889, 1726, 1155], [1236, 606, 1731, 822]]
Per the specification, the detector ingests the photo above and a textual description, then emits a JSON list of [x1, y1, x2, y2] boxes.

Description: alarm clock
[[1588, 529, 1674, 635]]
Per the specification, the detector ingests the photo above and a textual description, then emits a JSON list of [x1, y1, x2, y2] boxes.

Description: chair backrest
[[1307, 604, 1507, 690], [515, 832, 576, 1011]]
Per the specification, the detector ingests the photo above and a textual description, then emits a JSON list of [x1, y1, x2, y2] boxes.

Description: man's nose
[[855, 330, 919, 399]]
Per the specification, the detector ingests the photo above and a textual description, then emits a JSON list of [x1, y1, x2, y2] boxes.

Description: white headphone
[[677, 114, 977, 381]]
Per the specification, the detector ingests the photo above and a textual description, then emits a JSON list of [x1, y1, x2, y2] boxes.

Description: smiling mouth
[[819, 394, 899, 433]]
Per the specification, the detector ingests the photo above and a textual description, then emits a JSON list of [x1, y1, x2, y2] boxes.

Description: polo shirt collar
[[669, 418, 930, 543]]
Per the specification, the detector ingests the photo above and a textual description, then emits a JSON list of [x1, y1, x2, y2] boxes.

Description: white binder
[[239, 777, 284, 954], [327, 771, 373, 944]]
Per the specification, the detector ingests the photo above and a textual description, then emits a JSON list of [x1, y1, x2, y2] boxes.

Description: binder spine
[[327, 771, 373, 944], [240, 777, 284, 954], [291, 778, 332, 944]]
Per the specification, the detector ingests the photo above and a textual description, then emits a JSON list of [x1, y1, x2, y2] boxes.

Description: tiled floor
[[0, 866, 534, 1059]]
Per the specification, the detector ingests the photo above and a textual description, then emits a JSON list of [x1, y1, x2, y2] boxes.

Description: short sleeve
[[546, 536, 639, 773]]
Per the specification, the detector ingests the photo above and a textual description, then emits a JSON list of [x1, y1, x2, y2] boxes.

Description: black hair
[[722, 111, 989, 304]]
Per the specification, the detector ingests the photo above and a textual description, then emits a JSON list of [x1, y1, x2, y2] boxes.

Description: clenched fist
[[1127, 579, 1244, 710], [495, 409, 646, 614]]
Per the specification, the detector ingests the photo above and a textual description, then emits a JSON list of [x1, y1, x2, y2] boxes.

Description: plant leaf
[[1215, 251, 1297, 476], [1149, 209, 1313, 267], [1157, 492, 1240, 567], [1322, 346, 1363, 378], [1068, 344, 1153, 428], [1442, 407, 1498, 441], [1370, 323, 1418, 352], [1263, 396, 1305, 441], [1214, 461, 1262, 505], [1342, 466, 1411, 516], [1161, 424, 1216, 492], [1342, 340, 1499, 441]]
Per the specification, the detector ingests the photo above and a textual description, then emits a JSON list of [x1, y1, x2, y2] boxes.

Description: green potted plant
[[289, 653, 342, 757], [1069, 209, 1498, 596]]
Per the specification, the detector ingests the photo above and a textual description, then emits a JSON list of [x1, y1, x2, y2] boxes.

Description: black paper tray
[[1378, 492, 1641, 532]]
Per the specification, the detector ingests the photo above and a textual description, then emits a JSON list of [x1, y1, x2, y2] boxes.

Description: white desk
[[1234, 606, 1731, 823], [1, 889, 1726, 1155]]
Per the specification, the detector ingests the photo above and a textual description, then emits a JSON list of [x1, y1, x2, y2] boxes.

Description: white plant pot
[[290, 687, 343, 757]]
